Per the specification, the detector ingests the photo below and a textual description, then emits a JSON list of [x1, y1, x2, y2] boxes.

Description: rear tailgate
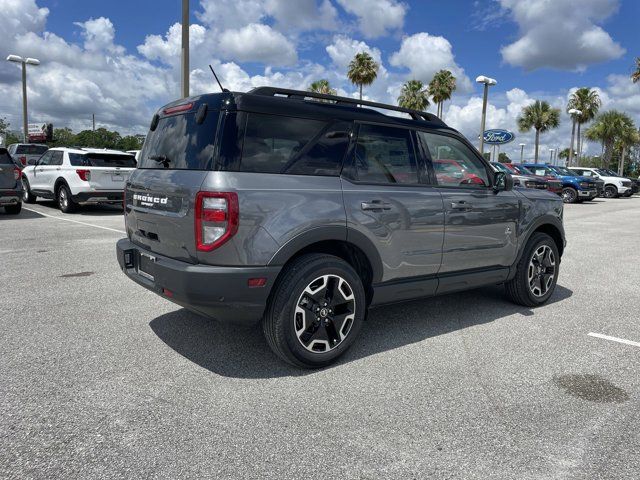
[[88, 167, 135, 190], [124, 101, 222, 264], [0, 149, 19, 190]]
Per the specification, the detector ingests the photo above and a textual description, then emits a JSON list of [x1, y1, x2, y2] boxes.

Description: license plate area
[[111, 174, 124, 182], [137, 252, 156, 281]]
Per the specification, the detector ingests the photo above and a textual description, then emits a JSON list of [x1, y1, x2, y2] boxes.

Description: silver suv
[[117, 87, 566, 368]]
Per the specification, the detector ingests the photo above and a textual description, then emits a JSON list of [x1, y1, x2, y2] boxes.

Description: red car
[[506, 163, 562, 195], [433, 159, 486, 186]]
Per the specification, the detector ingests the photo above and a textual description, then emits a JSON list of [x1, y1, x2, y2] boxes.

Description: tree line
[[308, 52, 640, 174], [0, 119, 142, 152]]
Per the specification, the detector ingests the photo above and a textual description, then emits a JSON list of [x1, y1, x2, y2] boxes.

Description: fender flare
[[268, 226, 384, 283]]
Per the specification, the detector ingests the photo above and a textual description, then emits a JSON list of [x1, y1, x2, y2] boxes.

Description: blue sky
[[2, 0, 639, 159]]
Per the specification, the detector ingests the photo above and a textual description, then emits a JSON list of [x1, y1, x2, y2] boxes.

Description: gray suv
[[117, 87, 566, 368]]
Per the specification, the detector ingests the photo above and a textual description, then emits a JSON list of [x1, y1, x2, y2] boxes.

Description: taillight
[[195, 191, 239, 252], [164, 102, 194, 115], [13, 167, 21, 181], [76, 169, 91, 181], [19, 156, 27, 166]]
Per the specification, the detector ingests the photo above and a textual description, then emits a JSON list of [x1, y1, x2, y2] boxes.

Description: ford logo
[[483, 129, 515, 145]]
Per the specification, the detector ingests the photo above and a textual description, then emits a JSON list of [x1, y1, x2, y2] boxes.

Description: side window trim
[[346, 121, 430, 187]]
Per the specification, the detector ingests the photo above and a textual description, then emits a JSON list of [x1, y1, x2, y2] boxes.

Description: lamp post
[[549, 149, 555, 164], [519, 143, 525, 163], [567, 108, 582, 167], [181, 0, 190, 98], [6, 55, 40, 143], [476, 75, 497, 155]]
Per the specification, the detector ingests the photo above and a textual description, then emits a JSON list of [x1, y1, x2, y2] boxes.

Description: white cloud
[[335, 0, 407, 38], [389, 32, 472, 92], [138, 23, 208, 65], [499, 0, 625, 71], [326, 35, 382, 69], [74, 17, 124, 54], [218, 23, 297, 66], [196, 0, 265, 28]]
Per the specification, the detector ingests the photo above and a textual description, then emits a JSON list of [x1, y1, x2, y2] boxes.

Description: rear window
[[220, 113, 350, 176], [69, 153, 136, 168], [15, 145, 48, 155], [138, 110, 220, 170]]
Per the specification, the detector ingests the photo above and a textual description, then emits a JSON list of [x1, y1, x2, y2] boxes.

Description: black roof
[[164, 86, 456, 134]]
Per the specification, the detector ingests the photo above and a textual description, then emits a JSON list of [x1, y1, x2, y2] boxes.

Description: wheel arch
[[54, 177, 70, 195]]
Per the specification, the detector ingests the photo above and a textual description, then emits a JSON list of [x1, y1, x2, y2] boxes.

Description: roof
[[49, 147, 134, 155]]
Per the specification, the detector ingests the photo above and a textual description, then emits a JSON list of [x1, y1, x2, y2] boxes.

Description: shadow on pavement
[[149, 284, 573, 379], [0, 207, 44, 220], [33, 200, 124, 217]]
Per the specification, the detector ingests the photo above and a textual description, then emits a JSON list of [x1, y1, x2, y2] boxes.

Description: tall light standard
[[519, 143, 526, 163], [6, 55, 40, 142], [567, 108, 582, 167], [181, 0, 190, 98], [549, 149, 555, 164], [476, 75, 497, 155]]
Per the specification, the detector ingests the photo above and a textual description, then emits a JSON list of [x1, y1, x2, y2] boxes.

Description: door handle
[[451, 201, 472, 211], [361, 201, 392, 211]]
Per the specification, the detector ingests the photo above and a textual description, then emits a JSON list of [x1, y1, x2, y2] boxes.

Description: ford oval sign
[[483, 129, 515, 145]]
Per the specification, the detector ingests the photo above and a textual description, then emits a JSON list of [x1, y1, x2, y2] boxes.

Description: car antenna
[[209, 65, 229, 93]]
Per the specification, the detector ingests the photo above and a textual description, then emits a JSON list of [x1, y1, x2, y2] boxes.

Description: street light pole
[[6, 55, 40, 142], [549, 149, 555, 164], [519, 143, 525, 163], [475, 76, 497, 155], [181, 0, 190, 98], [567, 108, 581, 167]]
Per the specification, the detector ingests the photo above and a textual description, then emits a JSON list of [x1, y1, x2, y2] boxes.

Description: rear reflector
[[248, 278, 267, 288], [13, 167, 20, 181], [163, 102, 194, 115], [162, 288, 174, 298], [19, 156, 27, 166], [76, 169, 91, 181], [195, 191, 239, 252]]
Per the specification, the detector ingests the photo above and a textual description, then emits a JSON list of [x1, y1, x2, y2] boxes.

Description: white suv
[[568, 167, 633, 198], [21, 147, 136, 212]]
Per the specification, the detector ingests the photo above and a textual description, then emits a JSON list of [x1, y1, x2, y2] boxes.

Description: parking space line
[[23, 207, 125, 234], [588, 332, 640, 348]]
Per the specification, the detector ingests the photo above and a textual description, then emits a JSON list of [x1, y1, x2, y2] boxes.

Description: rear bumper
[[72, 190, 123, 204], [116, 238, 280, 325], [0, 190, 21, 206]]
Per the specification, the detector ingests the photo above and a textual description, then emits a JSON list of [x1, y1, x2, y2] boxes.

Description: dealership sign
[[483, 129, 515, 145], [28, 123, 47, 142]]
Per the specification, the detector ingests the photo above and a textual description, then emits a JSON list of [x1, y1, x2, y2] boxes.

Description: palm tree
[[309, 79, 337, 96], [397, 80, 429, 111], [567, 87, 601, 161], [616, 125, 640, 175], [347, 52, 379, 101], [632, 57, 640, 83], [428, 70, 457, 118], [517, 100, 561, 163], [585, 110, 635, 169]]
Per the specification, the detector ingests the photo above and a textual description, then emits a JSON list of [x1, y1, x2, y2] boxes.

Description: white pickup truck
[[21, 147, 136, 212]]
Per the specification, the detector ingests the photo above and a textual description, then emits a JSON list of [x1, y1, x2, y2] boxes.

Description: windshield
[[598, 168, 618, 177], [552, 166, 578, 176], [491, 162, 510, 173], [526, 166, 554, 177], [138, 109, 220, 170], [69, 153, 136, 168]]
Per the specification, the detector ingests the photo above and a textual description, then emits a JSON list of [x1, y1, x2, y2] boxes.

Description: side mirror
[[494, 171, 513, 192]]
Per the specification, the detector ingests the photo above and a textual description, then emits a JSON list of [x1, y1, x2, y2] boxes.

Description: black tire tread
[[4, 203, 22, 215], [22, 178, 36, 203]]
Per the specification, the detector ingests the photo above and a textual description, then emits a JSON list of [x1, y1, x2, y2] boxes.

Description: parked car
[[568, 167, 633, 198], [0, 147, 23, 214], [7, 143, 48, 166], [521, 163, 598, 203], [597, 169, 638, 195], [498, 162, 563, 196], [491, 162, 550, 191], [126, 150, 141, 163], [21, 147, 136, 213], [550, 165, 605, 198], [116, 87, 566, 368]]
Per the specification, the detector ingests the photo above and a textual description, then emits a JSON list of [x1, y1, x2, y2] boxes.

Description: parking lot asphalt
[[1, 197, 639, 479]]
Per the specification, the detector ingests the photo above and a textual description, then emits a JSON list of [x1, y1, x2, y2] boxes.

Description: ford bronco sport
[[117, 87, 566, 368]]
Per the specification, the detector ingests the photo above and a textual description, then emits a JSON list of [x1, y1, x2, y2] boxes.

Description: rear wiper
[[149, 155, 171, 167]]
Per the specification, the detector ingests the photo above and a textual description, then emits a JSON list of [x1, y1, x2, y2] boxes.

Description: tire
[[22, 177, 36, 203], [4, 203, 22, 215], [561, 187, 578, 204], [57, 184, 78, 213], [604, 185, 618, 198], [505, 232, 560, 307], [262, 253, 366, 368]]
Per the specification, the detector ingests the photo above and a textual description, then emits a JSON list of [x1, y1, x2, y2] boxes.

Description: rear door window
[[50, 151, 63, 166], [0, 149, 14, 165], [16, 145, 48, 155], [138, 110, 220, 170], [353, 124, 419, 184]]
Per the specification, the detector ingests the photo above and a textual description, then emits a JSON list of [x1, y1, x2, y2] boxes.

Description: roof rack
[[249, 87, 444, 124]]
